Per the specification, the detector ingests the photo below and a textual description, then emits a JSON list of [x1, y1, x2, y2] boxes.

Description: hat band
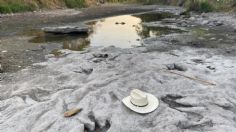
[[130, 100, 148, 107]]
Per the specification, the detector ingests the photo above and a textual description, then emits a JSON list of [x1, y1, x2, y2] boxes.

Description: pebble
[[121, 22, 126, 25], [201, 20, 209, 25], [166, 63, 187, 71], [93, 53, 108, 58], [189, 17, 195, 21], [215, 21, 223, 26], [174, 63, 188, 71], [207, 66, 216, 70], [0, 64, 3, 73], [81, 68, 93, 74]]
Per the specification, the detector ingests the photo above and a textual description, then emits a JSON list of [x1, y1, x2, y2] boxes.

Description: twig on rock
[[162, 70, 216, 86]]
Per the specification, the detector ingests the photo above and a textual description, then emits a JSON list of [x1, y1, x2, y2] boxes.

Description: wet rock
[[166, 63, 187, 71], [42, 26, 89, 34]]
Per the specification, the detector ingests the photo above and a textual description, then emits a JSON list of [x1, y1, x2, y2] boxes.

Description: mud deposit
[[0, 5, 236, 132]]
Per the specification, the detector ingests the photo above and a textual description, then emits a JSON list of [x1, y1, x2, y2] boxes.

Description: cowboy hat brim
[[122, 93, 159, 114]]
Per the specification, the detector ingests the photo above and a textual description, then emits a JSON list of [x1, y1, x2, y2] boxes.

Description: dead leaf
[[64, 108, 82, 117]]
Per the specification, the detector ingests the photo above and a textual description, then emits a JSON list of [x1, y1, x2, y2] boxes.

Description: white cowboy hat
[[122, 89, 159, 114]]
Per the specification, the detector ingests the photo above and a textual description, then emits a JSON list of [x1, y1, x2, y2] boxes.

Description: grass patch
[[0, 0, 86, 13], [106, 0, 161, 4], [64, 0, 86, 8], [0, 3, 35, 13]]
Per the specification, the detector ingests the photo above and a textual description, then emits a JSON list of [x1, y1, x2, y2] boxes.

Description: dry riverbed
[[0, 4, 236, 132]]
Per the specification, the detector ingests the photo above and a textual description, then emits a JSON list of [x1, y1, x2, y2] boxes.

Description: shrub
[[186, 0, 214, 13]]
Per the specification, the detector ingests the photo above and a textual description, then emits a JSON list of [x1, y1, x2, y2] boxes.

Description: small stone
[[64, 108, 82, 117], [192, 59, 204, 64], [45, 54, 55, 59], [210, 37, 216, 40], [81, 68, 93, 74], [166, 64, 175, 70], [215, 21, 223, 26], [174, 63, 187, 71], [115, 22, 119, 25], [201, 20, 209, 25], [121, 22, 126, 25], [207, 66, 216, 70], [93, 53, 108, 58], [166, 63, 187, 71], [93, 58, 104, 63], [189, 17, 195, 21], [0, 64, 3, 73]]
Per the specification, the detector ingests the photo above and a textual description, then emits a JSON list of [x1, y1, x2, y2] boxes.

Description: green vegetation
[[0, 0, 87, 13], [105, 0, 154, 4], [0, 0, 235, 13], [185, 0, 214, 12], [0, 2, 35, 13], [106, 0, 236, 12], [184, 0, 236, 12], [64, 0, 86, 8]]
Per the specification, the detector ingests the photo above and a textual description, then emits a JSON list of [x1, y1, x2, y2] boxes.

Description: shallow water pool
[[28, 12, 182, 50]]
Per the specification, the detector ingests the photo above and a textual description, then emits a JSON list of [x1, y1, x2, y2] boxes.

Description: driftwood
[[162, 70, 216, 86]]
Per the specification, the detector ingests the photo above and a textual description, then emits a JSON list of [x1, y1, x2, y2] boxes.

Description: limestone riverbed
[[0, 5, 236, 132]]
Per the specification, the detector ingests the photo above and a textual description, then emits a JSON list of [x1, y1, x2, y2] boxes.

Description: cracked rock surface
[[0, 44, 236, 131]]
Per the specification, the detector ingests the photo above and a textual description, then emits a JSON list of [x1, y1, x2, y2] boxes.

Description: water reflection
[[27, 30, 89, 51], [27, 12, 183, 50], [88, 15, 142, 48], [134, 12, 175, 22], [62, 38, 89, 51], [138, 26, 184, 38]]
